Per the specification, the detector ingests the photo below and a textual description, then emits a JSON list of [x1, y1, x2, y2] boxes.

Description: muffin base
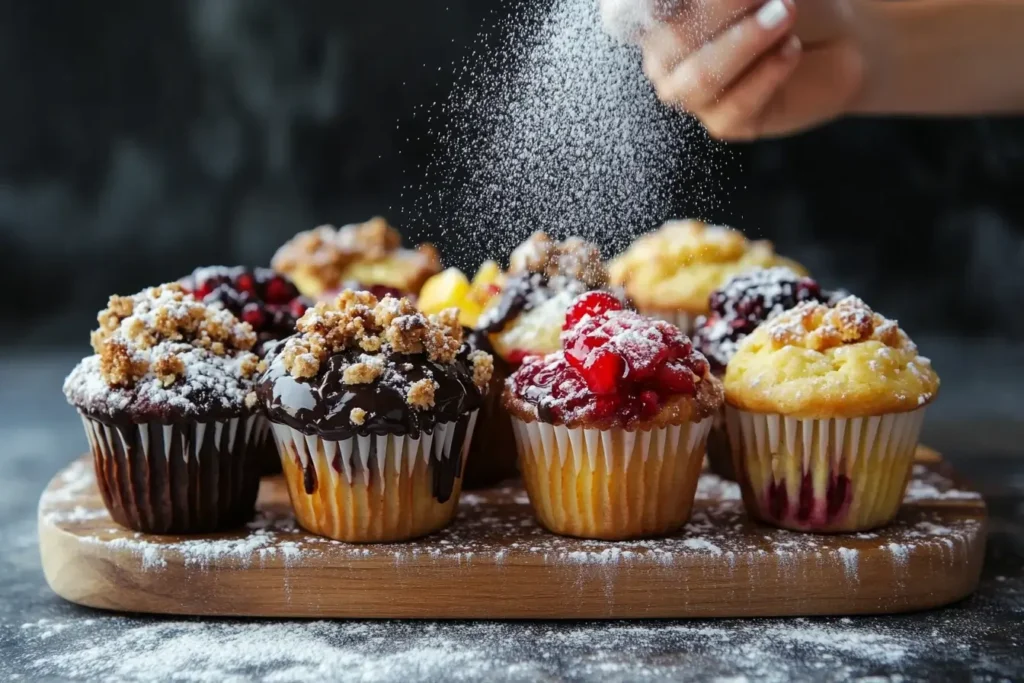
[[272, 412, 478, 543], [462, 367, 518, 489], [511, 417, 712, 540], [704, 408, 736, 480], [726, 407, 927, 532], [80, 413, 262, 534]]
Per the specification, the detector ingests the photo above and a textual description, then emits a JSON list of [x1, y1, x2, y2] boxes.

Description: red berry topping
[[509, 291, 712, 426], [235, 273, 256, 295], [242, 302, 266, 328], [563, 291, 623, 331], [265, 277, 295, 305]]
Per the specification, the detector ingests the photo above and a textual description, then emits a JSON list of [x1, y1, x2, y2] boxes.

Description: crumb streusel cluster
[[763, 296, 910, 352], [508, 232, 607, 288], [92, 283, 260, 389], [279, 290, 494, 408]]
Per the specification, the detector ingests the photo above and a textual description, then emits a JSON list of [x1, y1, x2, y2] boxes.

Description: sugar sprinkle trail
[[401, 0, 726, 269]]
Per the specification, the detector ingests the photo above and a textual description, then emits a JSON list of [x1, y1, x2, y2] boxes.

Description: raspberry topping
[[693, 267, 831, 371], [508, 292, 711, 426], [180, 266, 311, 348]]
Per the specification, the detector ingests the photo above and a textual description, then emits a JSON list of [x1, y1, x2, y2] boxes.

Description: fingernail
[[756, 0, 790, 30], [781, 35, 801, 58]]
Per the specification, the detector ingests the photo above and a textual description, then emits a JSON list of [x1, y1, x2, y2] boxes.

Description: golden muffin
[[504, 292, 723, 540], [271, 217, 441, 299], [418, 261, 504, 328], [724, 296, 939, 533], [608, 219, 805, 331]]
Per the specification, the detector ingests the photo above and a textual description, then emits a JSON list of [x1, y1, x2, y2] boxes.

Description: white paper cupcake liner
[[724, 406, 927, 531], [510, 416, 713, 539]]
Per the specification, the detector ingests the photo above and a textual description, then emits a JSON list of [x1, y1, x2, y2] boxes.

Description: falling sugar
[[402, 0, 726, 269]]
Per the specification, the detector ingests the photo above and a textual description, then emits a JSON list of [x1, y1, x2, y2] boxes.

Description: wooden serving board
[[39, 447, 986, 619]]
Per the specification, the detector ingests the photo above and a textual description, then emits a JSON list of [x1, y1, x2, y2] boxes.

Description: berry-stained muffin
[[63, 284, 265, 534], [503, 292, 723, 540], [179, 266, 310, 355], [724, 296, 940, 533], [271, 217, 441, 300], [693, 267, 832, 479], [608, 219, 806, 331], [479, 231, 614, 365], [257, 290, 493, 542]]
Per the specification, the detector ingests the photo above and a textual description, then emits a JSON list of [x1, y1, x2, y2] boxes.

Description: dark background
[[3, 0, 1024, 348]]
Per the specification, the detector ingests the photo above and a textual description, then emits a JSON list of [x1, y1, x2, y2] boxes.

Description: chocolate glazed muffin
[[258, 290, 493, 543], [180, 266, 311, 476], [62, 284, 265, 534]]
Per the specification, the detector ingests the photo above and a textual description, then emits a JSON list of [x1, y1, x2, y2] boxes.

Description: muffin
[[504, 292, 723, 540], [480, 231, 613, 365], [62, 284, 264, 534], [608, 219, 806, 331], [180, 266, 311, 475], [459, 329, 518, 489], [693, 267, 833, 479], [271, 216, 441, 300], [257, 290, 493, 542], [724, 296, 940, 533]]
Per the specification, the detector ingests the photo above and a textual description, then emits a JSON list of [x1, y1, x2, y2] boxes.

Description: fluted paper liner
[[79, 412, 265, 534], [725, 406, 927, 532], [273, 411, 478, 543], [510, 416, 713, 540]]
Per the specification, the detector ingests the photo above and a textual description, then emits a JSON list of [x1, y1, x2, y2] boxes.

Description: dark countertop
[[1, 348, 1022, 682]]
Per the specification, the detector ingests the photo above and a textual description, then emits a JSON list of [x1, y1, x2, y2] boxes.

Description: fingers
[[650, 0, 798, 111], [701, 36, 803, 141]]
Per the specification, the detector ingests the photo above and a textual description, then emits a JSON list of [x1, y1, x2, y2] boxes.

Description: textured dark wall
[[2, 0, 1023, 346]]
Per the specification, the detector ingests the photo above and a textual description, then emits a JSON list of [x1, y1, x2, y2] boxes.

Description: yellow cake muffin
[[271, 217, 441, 299], [608, 220, 805, 331], [503, 292, 723, 540], [724, 296, 939, 533]]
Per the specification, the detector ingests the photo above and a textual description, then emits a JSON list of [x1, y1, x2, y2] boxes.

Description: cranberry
[[289, 299, 308, 318], [638, 390, 661, 418], [582, 348, 625, 394], [264, 277, 295, 305], [563, 291, 623, 331], [242, 303, 266, 328], [654, 361, 695, 394], [235, 273, 256, 295]]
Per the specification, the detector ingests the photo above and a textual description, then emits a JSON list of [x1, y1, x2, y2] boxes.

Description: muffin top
[[270, 217, 441, 297], [179, 266, 310, 353], [257, 290, 493, 440], [480, 232, 612, 363], [503, 292, 723, 429], [608, 219, 805, 312], [63, 283, 262, 422], [693, 267, 832, 372], [725, 296, 940, 418]]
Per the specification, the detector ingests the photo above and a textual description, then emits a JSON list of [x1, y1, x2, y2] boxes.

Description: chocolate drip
[[302, 454, 318, 494], [82, 411, 260, 534], [258, 345, 484, 442]]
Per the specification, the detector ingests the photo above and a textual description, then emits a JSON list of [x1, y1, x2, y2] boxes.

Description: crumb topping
[[349, 407, 367, 426], [762, 296, 911, 353], [508, 232, 607, 288], [270, 217, 441, 290], [64, 284, 262, 418], [275, 289, 494, 408]]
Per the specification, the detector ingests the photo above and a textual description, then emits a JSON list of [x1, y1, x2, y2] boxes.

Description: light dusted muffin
[[479, 231, 613, 365], [257, 290, 492, 542], [692, 267, 833, 479], [504, 292, 723, 540], [608, 219, 805, 331], [63, 284, 265, 534], [724, 296, 940, 532], [271, 217, 441, 300]]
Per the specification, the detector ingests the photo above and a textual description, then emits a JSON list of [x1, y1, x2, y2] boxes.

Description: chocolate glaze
[[82, 410, 261, 534], [479, 273, 588, 334], [258, 340, 486, 502]]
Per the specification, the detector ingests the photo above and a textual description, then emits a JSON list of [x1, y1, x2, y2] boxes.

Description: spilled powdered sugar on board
[[41, 457, 983, 578]]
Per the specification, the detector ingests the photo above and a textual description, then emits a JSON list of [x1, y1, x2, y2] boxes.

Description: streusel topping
[[508, 232, 607, 288], [278, 290, 493, 397], [762, 296, 910, 353]]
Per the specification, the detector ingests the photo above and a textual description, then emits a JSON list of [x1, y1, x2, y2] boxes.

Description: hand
[[634, 0, 866, 141]]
